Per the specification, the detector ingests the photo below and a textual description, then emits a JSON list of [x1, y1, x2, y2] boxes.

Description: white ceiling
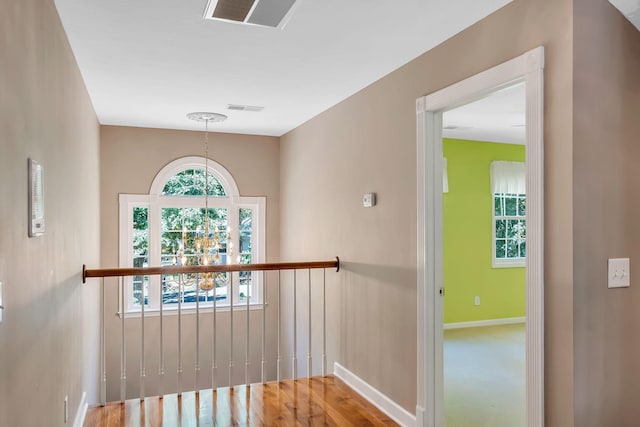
[[609, 0, 640, 31], [443, 83, 525, 145], [54, 0, 512, 136]]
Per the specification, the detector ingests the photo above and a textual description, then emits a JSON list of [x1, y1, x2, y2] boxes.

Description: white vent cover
[[204, 0, 298, 29], [227, 104, 264, 112]]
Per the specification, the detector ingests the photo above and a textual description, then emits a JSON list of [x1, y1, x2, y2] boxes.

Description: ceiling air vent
[[227, 104, 264, 112], [204, 0, 298, 29], [443, 125, 473, 131]]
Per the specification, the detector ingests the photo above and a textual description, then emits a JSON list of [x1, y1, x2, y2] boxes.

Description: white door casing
[[416, 46, 544, 427]]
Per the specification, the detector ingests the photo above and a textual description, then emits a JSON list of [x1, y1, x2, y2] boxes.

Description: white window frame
[[492, 192, 526, 268], [118, 156, 266, 316], [491, 160, 526, 268]]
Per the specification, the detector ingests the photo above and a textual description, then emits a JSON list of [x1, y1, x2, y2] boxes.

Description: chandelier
[[174, 112, 231, 292]]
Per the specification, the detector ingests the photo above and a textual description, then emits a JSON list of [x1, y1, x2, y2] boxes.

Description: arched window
[[119, 157, 265, 315], [161, 169, 227, 196]]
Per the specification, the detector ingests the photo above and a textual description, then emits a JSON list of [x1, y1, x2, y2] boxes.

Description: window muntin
[[120, 157, 265, 315], [493, 193, 526, 267]]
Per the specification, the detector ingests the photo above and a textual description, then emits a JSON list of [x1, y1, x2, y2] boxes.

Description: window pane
[[518, 219, 527, 241], [162, 169, 226, 196], [494, 196, 503, 216], [520, 241, 527, 258], [496, 220, 506, 238], [160, 207, 229, 305], [507, 220, 519, 238], [518, 197, 526, 216], [496, 239, 506, 259], [133, 207, 149, 306], [239, 208, 253, 301], [240, 208, 253, 255], [505, 196, 517, 216], [507, 240, 518, 258]]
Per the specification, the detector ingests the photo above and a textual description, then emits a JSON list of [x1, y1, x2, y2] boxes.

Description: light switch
[[608, 258, 630, 288]]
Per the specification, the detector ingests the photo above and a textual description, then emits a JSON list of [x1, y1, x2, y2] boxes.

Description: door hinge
[[439, 287, 445, 296]]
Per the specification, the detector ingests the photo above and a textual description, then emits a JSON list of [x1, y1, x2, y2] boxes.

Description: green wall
[[443, 138, 526, 324]]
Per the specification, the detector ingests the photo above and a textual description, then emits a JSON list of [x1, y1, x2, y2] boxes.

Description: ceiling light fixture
[[175, 112, 230, 291]]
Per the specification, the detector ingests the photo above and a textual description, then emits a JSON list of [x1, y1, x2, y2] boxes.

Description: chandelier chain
[[204, 119, 209, 219]]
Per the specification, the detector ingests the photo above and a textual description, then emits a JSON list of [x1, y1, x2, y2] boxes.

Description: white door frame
[[416, 46, 545, 427]]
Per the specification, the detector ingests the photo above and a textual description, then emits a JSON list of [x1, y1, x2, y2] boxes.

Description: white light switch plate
[[608, 258, 630, 288]]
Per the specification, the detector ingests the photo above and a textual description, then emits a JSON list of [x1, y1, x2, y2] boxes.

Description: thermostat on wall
[[363, 193, 376, 208]]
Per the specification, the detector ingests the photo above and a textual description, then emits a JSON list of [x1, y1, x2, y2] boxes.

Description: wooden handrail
[[82, 257, 340, 283]]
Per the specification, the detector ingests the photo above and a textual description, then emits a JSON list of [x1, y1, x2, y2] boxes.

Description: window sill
[[492, 260, 526, 269], [118, 302, 267, 319]]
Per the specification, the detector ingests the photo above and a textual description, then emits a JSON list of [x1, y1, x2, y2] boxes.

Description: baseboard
[[444, 316, 525, 330], [73, 392, 88, 427], [333, 362, 416, 427]]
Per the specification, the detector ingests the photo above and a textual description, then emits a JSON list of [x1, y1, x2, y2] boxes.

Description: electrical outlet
[[362, 193, 376, 208], [64, 395, 68, 423], [608, 258, 630, 288], [474, 296, 480, 306]]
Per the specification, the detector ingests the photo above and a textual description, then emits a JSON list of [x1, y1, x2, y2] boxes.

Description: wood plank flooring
[[84, 375, 398, 426]]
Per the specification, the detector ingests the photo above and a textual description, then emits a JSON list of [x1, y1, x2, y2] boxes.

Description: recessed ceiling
[[54, 0, 513, 136], [443, 83, 525, 145]]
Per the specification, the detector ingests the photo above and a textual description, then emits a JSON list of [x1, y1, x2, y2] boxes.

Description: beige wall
[[573, 1, 640, 425], [100, 126, 280, 400], [0, 0, 101, 425], [280, 0, 575, 423]]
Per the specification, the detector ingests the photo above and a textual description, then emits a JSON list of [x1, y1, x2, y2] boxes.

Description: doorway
[[415, 47, 544, 427], [442, 83, 527, 426]]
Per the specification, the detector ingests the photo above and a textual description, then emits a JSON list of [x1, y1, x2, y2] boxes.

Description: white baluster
[[307, 269, 312, 378], [261, 270, 266, 383], [277, 270, 282, 382], [212, 275, 217, 390], [120, 276, 126, 402], [159, 274, 164, 397], [177, 274, 183, 395], [101, 277, 106, 406], [292, 270, 297, 380], [195, 273, 200, 393], [140, 275, 145, 400], [245, 271, 250, 386], [322, 269, 327, 377], [229, 273, 234, 387]]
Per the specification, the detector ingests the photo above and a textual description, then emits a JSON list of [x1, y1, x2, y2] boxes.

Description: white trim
[[416, 46, 544, 427], [72, 392, 87, 427], [149, 156, 240, 197], [492, 193, 527, 268], [444, 316, 526, 330], [333, 363, 416, 427], [119, 302, 267, 318]]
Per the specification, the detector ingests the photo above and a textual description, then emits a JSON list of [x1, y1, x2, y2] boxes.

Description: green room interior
[[443, 138, 526, 324]]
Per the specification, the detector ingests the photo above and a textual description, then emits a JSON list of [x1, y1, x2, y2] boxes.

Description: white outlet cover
[[363, 193, 376, 208], [608, 258, 630, 288]]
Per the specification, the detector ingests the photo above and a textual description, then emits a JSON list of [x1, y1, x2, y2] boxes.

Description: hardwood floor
[[84, 375, 398, 426]]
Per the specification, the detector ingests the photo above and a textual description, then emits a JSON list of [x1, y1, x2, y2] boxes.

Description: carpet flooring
[[444, 323, 525, 427]]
